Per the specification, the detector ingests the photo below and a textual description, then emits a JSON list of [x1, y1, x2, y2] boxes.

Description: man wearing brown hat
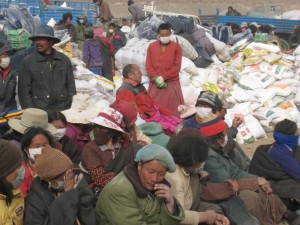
[[18, 24, 76, 111], [24, 145, 96, 225]]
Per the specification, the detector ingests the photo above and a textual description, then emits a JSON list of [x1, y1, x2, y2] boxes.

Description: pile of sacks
[[115, 15, 300, 144]]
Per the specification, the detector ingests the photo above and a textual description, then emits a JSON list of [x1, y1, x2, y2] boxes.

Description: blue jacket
[[268, 143, 300, 181]]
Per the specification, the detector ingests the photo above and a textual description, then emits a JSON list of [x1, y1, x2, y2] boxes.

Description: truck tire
[[279, 38, 290, 51]]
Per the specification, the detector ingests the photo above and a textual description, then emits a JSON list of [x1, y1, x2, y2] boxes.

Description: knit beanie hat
[[0, 139, 22, 178], [196, 91, 223, 111], [199, 113, 227, 137], [35, 145, 73, 181], [135, 144, 176, 172]]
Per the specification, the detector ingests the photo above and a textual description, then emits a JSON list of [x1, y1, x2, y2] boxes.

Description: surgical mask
[[79, 19, 84, 23], [52, 180, 65, 192], [109, 29, 114, 33], [196, 107, 212, 118], [53, 128, 66, 141], [221, 135, 228, 148], [0, 57, 10, 69], [159, 36, 172, 44], [28, 147, 43, 161], [11, 165, 25, 188]]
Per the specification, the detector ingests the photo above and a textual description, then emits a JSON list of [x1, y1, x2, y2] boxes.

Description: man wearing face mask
[[24, 145, 96, 225], [108, 23, 127, 54], [146, 23, 184, 118], [75, 14, 92, 50], [200, 114, 300, 225], [0, 41, 17, 136]]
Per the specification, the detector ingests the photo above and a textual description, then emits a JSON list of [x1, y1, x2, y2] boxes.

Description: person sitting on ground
[[128, 0, 146, 26], [182, 90, 250, 171], [81, 107, 140, 192], [4, 108, 57, 156], [200, 113, 300, 225], [47, 110, 81, 164], [0, 140, 24, 225], [110, 99, 152, 145], [54, 13, 77, 43], [226, 6, 242, 16], [166, 129, 230, 225], [24, 145, 96, 225], [108, 23, 127, 54], [96, 144, 185, 224], [249, 119, 300, 210], [83, 26, 103, 75], [117, 64, 182, 134]]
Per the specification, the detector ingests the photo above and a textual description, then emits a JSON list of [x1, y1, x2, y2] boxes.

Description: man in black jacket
[[18, 25, 76, 111]]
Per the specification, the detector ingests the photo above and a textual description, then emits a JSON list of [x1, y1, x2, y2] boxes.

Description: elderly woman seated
[[24, 145, 96, 225], [199, 113, 300, 225], [96, 144, 185, 224], [166, 128, 230, 225]]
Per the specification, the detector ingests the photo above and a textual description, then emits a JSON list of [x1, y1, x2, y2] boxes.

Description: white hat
[[89, 107, 125, 133], [250, 22, 261, 28], [8, 108, 57, 134]]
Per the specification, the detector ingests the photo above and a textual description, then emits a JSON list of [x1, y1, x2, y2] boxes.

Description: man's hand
[[225, 179, 239, 193], [232, 116, 243, 128], [258, 177, 272, 194]]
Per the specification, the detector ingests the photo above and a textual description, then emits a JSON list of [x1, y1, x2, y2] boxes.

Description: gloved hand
[[153, 76, 167, 89]]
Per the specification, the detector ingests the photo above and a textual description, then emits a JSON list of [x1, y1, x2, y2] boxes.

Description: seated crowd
[[1, 87, 300, 225], [0, 19, 299, 225]]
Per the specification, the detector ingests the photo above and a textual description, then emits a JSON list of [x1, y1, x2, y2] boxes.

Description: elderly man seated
[[116, 64, 182, 134], [96, 144, 185, 224]]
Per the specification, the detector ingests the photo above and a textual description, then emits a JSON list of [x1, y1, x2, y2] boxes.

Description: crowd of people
[[1, 1, 300, 225]]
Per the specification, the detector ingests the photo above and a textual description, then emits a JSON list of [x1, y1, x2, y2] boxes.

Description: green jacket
[[204, 147, 256, 182], [96, 165, 185, 225]]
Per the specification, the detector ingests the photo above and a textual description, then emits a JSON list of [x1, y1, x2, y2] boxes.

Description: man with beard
[[18, 25, 76, 111]]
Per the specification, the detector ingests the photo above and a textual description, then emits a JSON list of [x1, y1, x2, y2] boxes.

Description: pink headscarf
[[93, 26, 104, 38]]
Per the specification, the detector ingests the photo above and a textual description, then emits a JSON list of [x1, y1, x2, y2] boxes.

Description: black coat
[[18, 50, 76, 111], [0, 68, 17, 112], [24, 175, 96, 225], [249, 144, 300, 199]]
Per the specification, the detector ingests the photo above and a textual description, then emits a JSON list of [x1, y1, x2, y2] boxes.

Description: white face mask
[[53, 128, 67, 141], [0, 57, 10, 69], [195, 107, 212, 118], [79, 19, 84, 23], [109, 29, 114, 33], [28, 147, 43, 161], [221, 135, 228, 148], [159, 36, 172, 44]]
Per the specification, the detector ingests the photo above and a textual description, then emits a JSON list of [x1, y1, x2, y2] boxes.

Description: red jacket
[[116, 78, 172, 119]]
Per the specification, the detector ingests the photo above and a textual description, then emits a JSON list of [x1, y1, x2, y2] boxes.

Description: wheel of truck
[[279, 38, 290, 51]]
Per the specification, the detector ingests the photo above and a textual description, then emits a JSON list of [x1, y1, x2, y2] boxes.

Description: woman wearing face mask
[[19, 127, 55, 197], [0, 139, 24, 225], [81, 107, 139, 193], [24, 145, 96, 225], [0, 41, 17, 137], [199, 113, 300, 225], [146, 23, 184, 118], [47, 110, 81, 164]]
